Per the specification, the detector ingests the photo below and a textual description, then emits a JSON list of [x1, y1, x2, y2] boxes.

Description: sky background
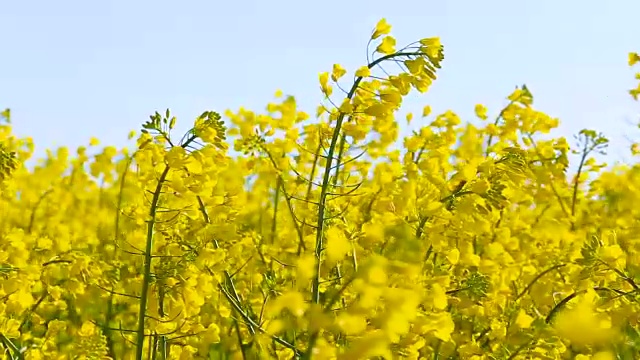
[[1, 0, 639, 166]]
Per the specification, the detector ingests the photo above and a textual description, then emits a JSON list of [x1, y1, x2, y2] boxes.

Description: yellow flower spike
[[372, 18, 392, 40], [376, 36, 396, 55]]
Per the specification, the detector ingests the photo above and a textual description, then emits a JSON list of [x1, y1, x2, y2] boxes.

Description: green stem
[[484, 101, 515, 157], [271, 177, 281, 245], [134, 165, 170, 360], [570, 140, 592, 230], [0, 333, 23, 360], [515, 264, 566, 301], [545, 291, 582, 324], [105, 156, 131, 359]]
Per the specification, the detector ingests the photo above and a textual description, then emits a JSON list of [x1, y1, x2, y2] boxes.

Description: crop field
[[1, 19, 640, 360]]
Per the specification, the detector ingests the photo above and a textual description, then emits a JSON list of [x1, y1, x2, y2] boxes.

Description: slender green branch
[[545, 291, 582, 324], [515, 264, 566, 301], [484, 101, 515, 157], [105, 156, 132, 359], [134, 164, 171, 360], [526, 134, 570, 219], [570, 141, 589, 219], [0, 333, 23, 360], [219, 283, 302, 356], [271, 177, 281, 245]]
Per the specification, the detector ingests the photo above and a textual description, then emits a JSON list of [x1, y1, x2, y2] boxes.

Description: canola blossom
[[0, 19, 640, 359]]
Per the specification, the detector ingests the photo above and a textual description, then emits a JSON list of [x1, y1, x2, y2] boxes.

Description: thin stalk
[[26, 189, 53, 234], [270, 177, 281, 244], [570, 140, 591, 230], [134, 165, 170, 360], [545, 291, 582, 324], [233, 319, 248, 360], [484, 98, 518, 157], [328, 134, 349, 309], [526, 134, 570, 219], [0, 333, 22, 360], [571, 142, 589, 217], [262, 150, 307, 254], [515, 264, 566, 301], [105, 156, 132, 359]]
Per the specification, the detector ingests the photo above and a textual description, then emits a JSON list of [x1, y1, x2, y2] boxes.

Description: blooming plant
[[1, 19, 640, 360]]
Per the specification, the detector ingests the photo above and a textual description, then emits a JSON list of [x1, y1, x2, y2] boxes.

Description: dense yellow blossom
[[0, 19, 638, 360]]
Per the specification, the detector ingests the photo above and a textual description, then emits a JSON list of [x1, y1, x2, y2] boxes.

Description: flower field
[[2, 19, 640, 359]]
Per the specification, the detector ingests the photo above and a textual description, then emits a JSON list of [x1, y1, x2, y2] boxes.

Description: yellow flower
[[364, 103, 392, 117], [431, 284, 448, 310], [446, 248, 460, 265], [515, 309, 534, 329], [628, 52, 640, 66], [406, 112, 413, 124], [420, 37, 442, 59], [319, 71, 332, 96], [376, 36, 396, 55], [0, 318, 20, 338], [372, 18, 392, 39], [355, 65, 371, 78], [325, 227, 351, 263], [554, 291, 618, 346], [335, 313, 367, 335], [331, 63, 347, 82], [592, 351, 616, 360], [165, 146, 189, 169], [475, 104, 488, 120], [422, 105, 432, 117]]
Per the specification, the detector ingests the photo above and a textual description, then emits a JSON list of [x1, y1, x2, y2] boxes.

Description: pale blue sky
[[1, 0, 639, 164]]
